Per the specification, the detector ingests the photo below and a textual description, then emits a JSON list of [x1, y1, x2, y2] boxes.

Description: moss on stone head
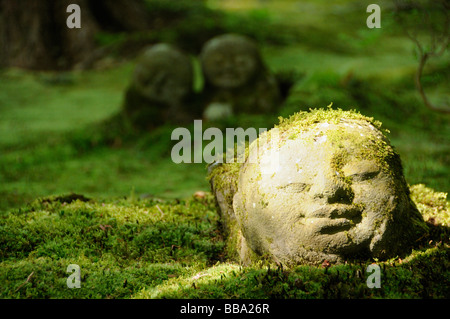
[[275, 104, 385, 137], [208, 105, 407, 206], [258, 107, 397, 182]]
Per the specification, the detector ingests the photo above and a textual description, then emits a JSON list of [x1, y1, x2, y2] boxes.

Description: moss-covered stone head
[[132, 44, 193, 105], [200, 34, 263, 89], [232, 108, 426, 266]]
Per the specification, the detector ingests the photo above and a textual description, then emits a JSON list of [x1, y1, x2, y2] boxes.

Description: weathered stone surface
[[200, 34, 281, 118], [209, 108, 427, 266], [123, 44, 198, 130]]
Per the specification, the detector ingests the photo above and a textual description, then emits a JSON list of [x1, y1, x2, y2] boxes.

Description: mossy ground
[[0, 193, 225, 299], [0, 185, 448, 299]]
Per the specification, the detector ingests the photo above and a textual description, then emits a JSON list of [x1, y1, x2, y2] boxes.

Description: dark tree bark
[[0, 0, 151, 70]]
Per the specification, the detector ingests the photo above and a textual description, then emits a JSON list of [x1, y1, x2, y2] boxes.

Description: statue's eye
[[278, 183, 311, 193], [349, 171, 379, 182], [211, 55, 224, 64], [342, 160, 380, 182], [234, 56, 251, 66]]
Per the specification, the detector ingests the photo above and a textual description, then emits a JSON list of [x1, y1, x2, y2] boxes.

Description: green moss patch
[[0, 194, 225, 298], [1, 184, 447, 299], [275, 104, 384, 135]]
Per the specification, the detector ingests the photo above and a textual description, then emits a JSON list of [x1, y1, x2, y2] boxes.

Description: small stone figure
[[200, 34, 281, 119], [122, 44, 200, 130], [209, 108, 427, 266]]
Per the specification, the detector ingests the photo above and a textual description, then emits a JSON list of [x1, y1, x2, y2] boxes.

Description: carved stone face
[[132, 44, 193, 105], [233, 119, 421, 265], [200, 34, 261, 89]]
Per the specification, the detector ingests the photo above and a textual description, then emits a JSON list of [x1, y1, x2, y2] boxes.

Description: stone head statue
[[200, 34, 281, 116], [132, 44, 194, 106], [200, 33, 263, 90], [123, 44, 199, 130], [210, 108, 426, 266]]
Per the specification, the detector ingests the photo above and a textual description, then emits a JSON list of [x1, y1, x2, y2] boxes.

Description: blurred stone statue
[[209, 108, 427, 266], [122, 44, 200, 130], [200, 34, 281, 120]]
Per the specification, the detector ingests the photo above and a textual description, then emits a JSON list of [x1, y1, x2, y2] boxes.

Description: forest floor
[[0, 0, 448, 299]]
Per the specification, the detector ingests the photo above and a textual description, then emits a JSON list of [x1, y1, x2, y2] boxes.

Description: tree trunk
[[0, 0, 151, 70]]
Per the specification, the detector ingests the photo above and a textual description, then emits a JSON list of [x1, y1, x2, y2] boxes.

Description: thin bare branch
[[394, 0, 450, 114], [415, 53, 450, 114], [15, 271, 34, 292]]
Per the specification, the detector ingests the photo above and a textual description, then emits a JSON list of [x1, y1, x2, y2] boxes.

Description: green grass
[[0, 0, 449, 299]]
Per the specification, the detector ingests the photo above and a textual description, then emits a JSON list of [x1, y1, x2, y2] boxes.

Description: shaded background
[[0, 0, 449, 212]]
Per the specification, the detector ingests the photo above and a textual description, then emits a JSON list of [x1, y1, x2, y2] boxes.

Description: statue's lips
[[307, 218, 353, 234], [217, 73, 240, 82], [306, 206, 362, 234], [308, 205, 361, 219]]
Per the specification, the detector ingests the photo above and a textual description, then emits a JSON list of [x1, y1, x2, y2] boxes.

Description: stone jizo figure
[[209, 108, 427, 266], [200, 34, 281, 119], [123, 44, 198, 130]]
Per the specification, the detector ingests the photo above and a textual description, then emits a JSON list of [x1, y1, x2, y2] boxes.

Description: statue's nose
[[221, 59, 234, 71], [311, 173, 354, 205]]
